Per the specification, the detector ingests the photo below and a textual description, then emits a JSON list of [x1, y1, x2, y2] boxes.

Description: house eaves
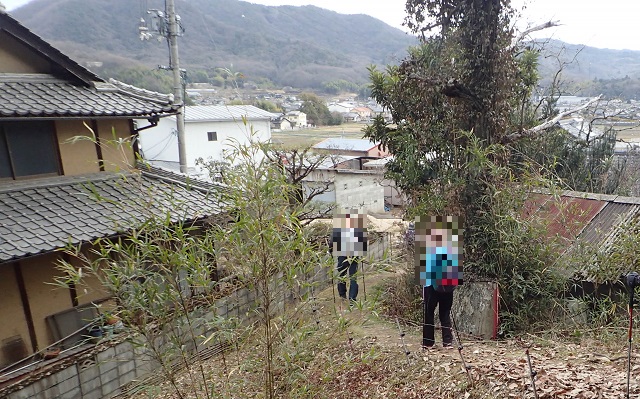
[[0, 74, 177, 119], [0, 11, 102, 86], [0, 169, 224, 264]]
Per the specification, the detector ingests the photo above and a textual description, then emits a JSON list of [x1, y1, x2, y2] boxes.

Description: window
[[0, 121, 60, 179], [207, 131, 218, 141]]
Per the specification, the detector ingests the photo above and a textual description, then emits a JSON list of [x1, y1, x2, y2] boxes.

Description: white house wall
[[138, 117, 271, 168], [138, 117, 180, 165]]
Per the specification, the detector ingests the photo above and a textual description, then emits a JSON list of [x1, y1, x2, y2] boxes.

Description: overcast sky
[[3, 0, 640, 51]]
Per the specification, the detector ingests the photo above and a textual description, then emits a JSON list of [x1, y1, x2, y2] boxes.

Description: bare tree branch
[[502, 95, 602, 144], [513, 20, 561, 46]]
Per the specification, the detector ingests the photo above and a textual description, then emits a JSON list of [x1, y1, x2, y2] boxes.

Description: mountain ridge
[[10, 0, 415, 88], [8, 0, 640, 95]]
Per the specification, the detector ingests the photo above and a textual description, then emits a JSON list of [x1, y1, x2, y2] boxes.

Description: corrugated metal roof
[[524, 191, 640, 281], [317, 155, 359, 169], [521, 192, 551, 219], [313, 138, 380, 152], [578, 202, 640, 246], [182, 105, 277, 122], [363, 156, 392, 167], [0, 169, 223, 264], [544, 196, 606, 241]]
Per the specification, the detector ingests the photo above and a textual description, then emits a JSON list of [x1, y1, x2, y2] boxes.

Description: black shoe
[[443, 342, 454, 349]]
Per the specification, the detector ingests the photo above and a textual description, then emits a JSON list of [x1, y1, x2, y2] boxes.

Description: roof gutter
[[133, 115, 160, 133]]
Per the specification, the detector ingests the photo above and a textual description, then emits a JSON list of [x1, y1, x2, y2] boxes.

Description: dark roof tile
[[0, 75, 177, 119], [0, 170, 223, 263]]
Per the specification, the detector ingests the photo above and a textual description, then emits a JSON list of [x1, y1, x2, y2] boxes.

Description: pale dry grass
[[126, 261, 640, 399], [272, 123, 368, 148]]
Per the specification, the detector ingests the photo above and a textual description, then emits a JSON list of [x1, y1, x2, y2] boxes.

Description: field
[[613, 125, 640, 142], [271, 123, 369, 148]]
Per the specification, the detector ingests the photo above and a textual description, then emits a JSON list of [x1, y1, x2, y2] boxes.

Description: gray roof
[[0, 74, 176, 119], [182, 105, 277, 122], [313, 138, 380, 152], [0, 168, 223, 263], [558, 118, 605, 140], [363, 156, 393, 168]]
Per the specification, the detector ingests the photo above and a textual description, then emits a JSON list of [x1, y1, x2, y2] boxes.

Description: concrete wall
[[4, 235, 390, 399], [381, 178, 406, 207], [302, 169, 386, 214], [334, 171, 385, 213]]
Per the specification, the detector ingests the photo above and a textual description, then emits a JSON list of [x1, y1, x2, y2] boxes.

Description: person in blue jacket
[[414, 216, 463, 349]]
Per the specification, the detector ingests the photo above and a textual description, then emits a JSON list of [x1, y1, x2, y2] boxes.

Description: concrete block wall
[[6, 342, 140, 399], [6, 234, 390, 399], [334, 172, 386, 213]]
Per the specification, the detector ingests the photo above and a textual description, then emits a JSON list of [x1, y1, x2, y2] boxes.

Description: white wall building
[[327, 102, 354, 114], [138, 105, 274, 173], [303, 168, 386, 213], [285, 110, 307, 128]]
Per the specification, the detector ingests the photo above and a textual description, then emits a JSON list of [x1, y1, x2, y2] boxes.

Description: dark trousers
[[337, 256, 359, 300], [423, 285, 453, 347]]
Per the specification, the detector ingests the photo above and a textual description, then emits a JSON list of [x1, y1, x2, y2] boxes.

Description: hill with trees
[[10, 0, 416, 90], [9, 1, 640, 98], [536, 39, 640, 99]]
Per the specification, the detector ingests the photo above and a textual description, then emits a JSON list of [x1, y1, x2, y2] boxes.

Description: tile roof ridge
[[105, 78, 174, 104], [0, 172, 134, 194]]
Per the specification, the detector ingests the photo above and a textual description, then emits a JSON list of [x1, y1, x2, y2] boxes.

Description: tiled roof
[[0, 74, 176, 119], [0, 169, 223, 263], [181, 105, 277, 122]]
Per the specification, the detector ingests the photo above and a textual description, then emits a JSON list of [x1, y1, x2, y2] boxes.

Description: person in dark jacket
[[331, 212, 367, 301], [414, 216, 463, 348]]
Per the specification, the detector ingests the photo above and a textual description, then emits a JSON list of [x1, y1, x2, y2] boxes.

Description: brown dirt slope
[[129, 265, 640, 398]]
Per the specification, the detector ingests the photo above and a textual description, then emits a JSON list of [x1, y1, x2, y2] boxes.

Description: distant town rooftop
[[313, 138, 381, 152], [169, 105, 278, 122]]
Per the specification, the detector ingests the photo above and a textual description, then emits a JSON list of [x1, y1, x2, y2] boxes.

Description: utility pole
[[139, 0, 188, 173], [166, 0, 187, 173]]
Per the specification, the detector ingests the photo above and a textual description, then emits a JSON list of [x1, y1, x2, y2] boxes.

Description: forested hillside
[[10, 0, 416, 89], [10, 1, 640, 97]]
